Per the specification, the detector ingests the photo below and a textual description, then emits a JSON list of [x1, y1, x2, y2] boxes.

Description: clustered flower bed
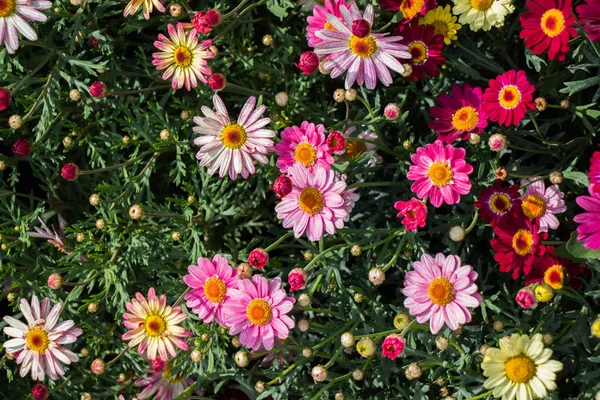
[[1, 0, 600, 399]]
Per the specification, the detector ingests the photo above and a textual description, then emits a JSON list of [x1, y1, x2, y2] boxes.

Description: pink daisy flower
[[589, 151, 600, 185], [222, 275, 295, 351], [574, 185, 600, 251], [342, 188, 360, 222], [275, 163, 348, 241], [577, 0, 600, 41], [403, 253, 482, 334], [274, 121, 333, 173], [394, 198, 428, 231], [482, 70, 536, 127], [406, 140, 473, 208], [122, 288, 192, 361], [183, 254, 238, 326], [193, 95, 275, 180], [0, 0, 51, 54], [124, 0, 164, 19], [314, 4, 411, 89], [381, 334, 406, 360], [152, 23, 215, 91], [428, 83, 488, 143], [2, 296, 82, 381], [520, 177, 566, 233], [134, 362, 196, 400], [306, 0, 353, 47]]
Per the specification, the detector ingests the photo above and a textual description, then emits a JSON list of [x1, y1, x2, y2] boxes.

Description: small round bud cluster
[[89, 194, 100, 206], [159, 129, 170, 140], [449, 226, 466, 242], [69, 89, 81, 101], [234, 350, 249, 368], [88, 303, 98, 313], [90, 358, 106, 375], [352, 368, 364, 381], [345, 88, 357, 101], [302, 347, 313, 358], [298, 319, 310, 332], [48, 273, 63, 290], [262, 35, 274, 46], [368, 267, 386, 285], [549, 171, 563, 185], [340, 332, 355, 348], [311, 365, 328, 382], [275, 92, 289, 107], [129, 204, 144, 220], [76, 233, 85, 242], [436, 336, 449, 351], [333, 88, 346, 103], [350, 244, 362, 256], [535, 97, 547, 111], [9, 115, 24, 129], [96, 219, 105, 230], [298, 293, 311, 307], [171, 231, 181, 241], [405, 363, 422, 380]]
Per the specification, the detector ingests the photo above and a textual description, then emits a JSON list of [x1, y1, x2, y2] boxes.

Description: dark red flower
[[248, 248, 269, 269], [61, 163, 80, 181], [32, 384, 48, 400], [474, 180, 522, 226], [397, 21, 445, 81], [0, 87, 11, 111], [89, 81, 108, 99], [208, 73, 227, 91], [525, 246, 587, 289], [295, 51, 319, 75], [12, 138, 30, 157], [577, 0, 600, 41], [272, 174, 292, 199], [288, 268, 308, 292], [351, 19, 371, 37]]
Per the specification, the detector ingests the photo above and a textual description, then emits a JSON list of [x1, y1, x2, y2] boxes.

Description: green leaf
[[560, 76, 600, 96], [566, 231, 600, 260], [562, 171, 590, 187]]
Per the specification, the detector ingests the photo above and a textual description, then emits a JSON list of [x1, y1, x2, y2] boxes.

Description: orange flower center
[[294, 142, 317, 167], [26, 327, 50, 353], [203, 277, 227, 303], [246, 299, 273, 326], [543, 264, 565, 289], [540, 9, 565, 38], [489, 193, 511, 215], [408, 41, 428, 64], [521, 195, 546, 219], [512, 229, 533, 256], [504, 355, 536, 383], [498, 85, 522, 109], [173, 46, 193, 68], [0, 0, 16, 17], [344, 140, 367, 160], [400, 0, 425, 19], [451, 106, 479, 131], [427, 161, 453, 187], [324, 21, 335, 30], [470, 0, 494, 11], [144, 315, 167, 337], [427, 277, 456, 306], [349, 36, 377, 58], [298, 187, 325, 215], [220, 123, 247, 149]]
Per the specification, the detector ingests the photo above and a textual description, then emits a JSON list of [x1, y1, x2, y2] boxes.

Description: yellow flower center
[[324, 21, 335, 30], [203, 277, 227, 303], [489, 193, 511, 215], [543, 264, 565, 289], [400, 0, 425, 19], [427, 161, 453, 187], [298, 187, 325, 216], [220, 123, 247, 150], [408, 41, 428, 64], [294, 142, 317, 167], [432, 21, 449, 37], [427, 277, 456, 306], [26, 327, 50, 353], [521, 195, 546, 219], [540, 9, 565, 38], [451, 106, 479, 131], [470, 0, 494, 12], [504, 355, 536, 383], [246, 298, 273, 326], [349, 36, 377, 58], [173, 46, 193, 68], [344, 140, 367, 160], [498, 85, 522, 109], [0, 0, 16, 17], [512, 229, 533, 256], [144, 315, 167, 337]]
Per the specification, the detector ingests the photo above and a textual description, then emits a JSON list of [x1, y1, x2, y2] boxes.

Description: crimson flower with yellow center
[[474, 180, 522, 227], [122, 288, 192, 361], [524, 246, 586, 289], [183, 254, 238, 326], [397, 20, 446, 81], [223, 275, 295, 351], [482, 70, 536, 127]]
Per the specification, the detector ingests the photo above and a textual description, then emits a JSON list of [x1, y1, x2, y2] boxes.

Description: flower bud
[[295, 51, 319, 75], [208, 73, 227, 91], [129, 204, 143, 220], [171, 231, 181, 241], [90, 358, 106, 375], [48, 273, 63, 290], [234, 350, 249, 368], [449, 226, 465, 242], [549, 171, 563, 185], [61, 163, 80, 181], [80, 348, 89, 357], [169, 3, 182, 17], [12, 138, 30, 157], [436, 336, 449, 351], [0, 87, 11, 111], [298, 293, 311, 307], [312, 365, 328, 382], [262, 34, 274, 46], [403, 140, 412, 150], [493, 320, 504, 332], [591, 318, 600, 338], [204, 9, 222, 26], [368, 267, 386, 285], [393, 313, 410, 330], [319, 59, 332, 75], [89, 194, 100, 206], [401, 63, 413, 77], [190, 349, 203, 362], [352, 368, 364, 381], [272, 174, 292, 198], [405, 362, 422, 380], [288, 268, 308, 292], [159, 129, 170, 140], [469, 133, 481, 144], [87, 303, 98, 313], [70, 0, 82, 5], [353, 292, 364, 303], [255, 381, 266, 393], [9, 115, 23, 129], [542, 332, 553, 345], [516, 287, 538, 309], [96, 219, 105, 230], [335, 393, 344, 400], [275, 92, 289, 107], [0, 160, 5, 171], [76, 233, 85, 242], [535, 97, 547, 111], [535, 283, 554, 303], [80, 393, 92, 400], [90, 38, 99, 47], [231, 336, 241, 348], [384, 103, 401, 120], [495, 167, 508, 181], [32, 384, 49, 400], [180, 110, 190, 119], [326, 130, 346, 154], [89, 81, 108, 99], [340, 332, 355, 348], [122, 135, 130, 144], [117, 373, 127, 383], [69, 89, 81, 101], [488, 133, 507, 152], [350, 244, 362, 256], [479, 344, 489, 355], [298, 319, 310, 332], [236, 262, 252, 279], [248, 248, 269, 269], [356, 337, 376, 357], [560, 100, 569, 109], [303, 251, 313, 261], [302, 347, 312, 357], [7, 293, 16, 302], [345, 88, 358, 102], [351, 19, 371, 37], [151, 358, 166, 372], [333, 88, 345, 103]]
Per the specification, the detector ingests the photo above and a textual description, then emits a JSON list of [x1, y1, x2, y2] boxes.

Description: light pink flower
[[274, 121, 333, 173], [515, 287, 538, 309], [0, 0, 51, 54], [574, 184, 600, 251], [306, 0, 353, 47], [2, 296, 82, 381], [275, 163, 347, 241], [122, 288, 192, 361], [403, 253, 482, 334], [342, 188, 360, 222], [381, 334, 406, 360], [223, 275, 295, 351], [520, 177, 566, 233], [183, 254, 238, 326], [134, 363, 196, 400], [406, 140, 473, 208], [394, 198, 427, 231]]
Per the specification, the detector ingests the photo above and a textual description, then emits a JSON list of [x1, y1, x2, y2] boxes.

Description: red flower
[[204, 9, 222, 26], [520, 0, 577, 61], [288, 268, 308, 292], [295, 51, 319, 75], [192, 10, 222, 34], [0, 87, 11, 111], [248, 248, 269, 269], [326, 131, 346, 154], [208, 73, 227, 91], [577, 0, 600, 41], [482, 70, 535, 127], [474, 180, 522, 226], [32, 384, 48, 400], [491, 216, 547, 279], [525, 246, 587, 288], [12, 138, 30, 157], [397, 21, 445, 81], [89, 81, 108, 99], [380, 0, 437, 21], [61, 163, 80, 181], [381, 334, 406, 360], [272, 174, 293, 199]]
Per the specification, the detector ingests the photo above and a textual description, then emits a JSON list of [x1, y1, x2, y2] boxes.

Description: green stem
[[361, 229, 402, 251], [346, 181, 403, 189], [466, 390, 493, 400], [10, 49, 57, 95], [224, 82, 269, 96], [382, 234, 407, 272], [309, 372, 353, 400], [266, 358, 305, 386], [111, 85, 172, 95], [304, 243, 350, 271], [106, 346, 129, 369], [265, 232, 293, 252], [464, 212, 479, 234], [301, 308, 340, 316], [223, 0, 252, 18], [308, 274, 324, 296]]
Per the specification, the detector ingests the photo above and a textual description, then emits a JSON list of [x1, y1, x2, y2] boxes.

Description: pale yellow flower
[[420, 5, 462, 45]]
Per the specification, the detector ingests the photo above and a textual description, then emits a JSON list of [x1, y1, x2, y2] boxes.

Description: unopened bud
[[405, 362, 422, 380], [345, 88, 358, 102], [262, 35, 273, 46], [69, 89, 81, 101], [298, 319, 310, 332], [234, 350, 249, 367], [436, 336, 449, 351], [302, 347, 313, 358], [87, 303, 98, 313], [47, 273, 63, 290], [493, 320, 504, 332], [298, 293, 311, 307], [535, 97, 547, 111], [89, 194, 100, 206], [90, 358, 106, 374], [312, 365, 328, 382], [340, 332, 355, 348], [333, 88, 345, 103], [129, 204, 143, 220], [255, 381, 266, 393], [96, 219, 105, 230], [352, 368, 364, 381], [275, 92, 289, 107], [549, 171, 563, 185], [350, 244, 362, 256], [449, 226, 465, 242], [368, 267, 386, 285]]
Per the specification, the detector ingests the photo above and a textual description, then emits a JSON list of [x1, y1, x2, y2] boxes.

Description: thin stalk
[[265, 232, 293, 252]]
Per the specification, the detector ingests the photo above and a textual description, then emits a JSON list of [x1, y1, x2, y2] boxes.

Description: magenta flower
[[520, 177, 566, 233], [275, 163, 347, 241], [403, 253, 482, 334], [406, 140, 473, 208], [134, 363, 196, 400], [306, 0, 353, 47], [589, 151, 600, 185], [381, 334, 406, 360], [2, 296, 82, 381], [223, 275, 295, 351], [288, 268, 308, 292], [394, 198, 427, 231], [515, 287, 538, 310], [428, 83, 488, 143], [275, 121, 333, 173], [473, 180, 521, 227], [574, 185, 600, 251], [183, 254, 238, 326], [577, 0, 600, 41]]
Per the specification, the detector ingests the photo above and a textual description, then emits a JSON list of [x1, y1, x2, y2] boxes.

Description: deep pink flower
[[516, 287, 538, 309], [208, 73, 227, 91], [152, 358, 166, 372], [183, 254, 238, 326], [0, 87, 11, 111], [473, 180, 521, 227], [394, 198, 427, 231], [272, 174, 293, 199], [61, 163, 80, 181], [326, 130, 346, 154], [381, 334, 406, 360], [577, 0, 600, 41], [274, 121, 333, 173], [288, 268, 308, 292], [223, 275, 295, 351], [248, 248, 269, 269], [295, 51, 319, 74], [406, 140, 473, 208], [12, 138, 30, 157], [89, 81, 108, 99], [482, 70, 536, 127], [306, 0, 353, 47], [192, 12, 213, 34], [574, 185, 600, 251], [32, 384, 48, 400], [204, 9, 222, 26], [589, 151, 600, 185]]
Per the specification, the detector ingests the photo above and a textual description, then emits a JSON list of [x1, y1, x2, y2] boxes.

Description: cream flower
[[452, 0, 515, 31]]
